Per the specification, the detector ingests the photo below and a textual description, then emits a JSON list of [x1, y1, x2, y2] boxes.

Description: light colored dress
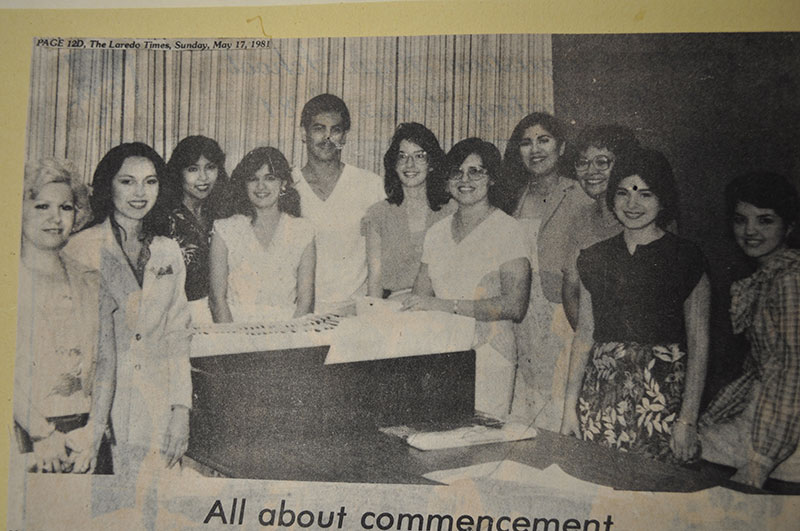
[[510, 217, 574, 430], [213, 214, 315, 322], [422, 209, 528, 420]]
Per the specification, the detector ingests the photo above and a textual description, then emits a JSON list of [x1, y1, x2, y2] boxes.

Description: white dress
[[422, 210, 529, 420], [214, 214, 315, 322]]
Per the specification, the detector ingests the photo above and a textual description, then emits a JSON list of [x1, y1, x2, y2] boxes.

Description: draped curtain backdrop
[[27, 34, 553, 182]]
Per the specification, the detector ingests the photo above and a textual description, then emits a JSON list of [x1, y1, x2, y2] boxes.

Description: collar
[[514, 175, 574, 217], [109, 214, 150, 243], [730, 248, 800, 333]]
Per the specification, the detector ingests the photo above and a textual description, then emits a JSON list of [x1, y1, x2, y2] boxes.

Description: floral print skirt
[[577, 341, 687, 463]]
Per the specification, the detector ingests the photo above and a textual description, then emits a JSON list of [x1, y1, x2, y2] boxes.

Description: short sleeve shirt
[[293, 164, 384, 305], [422, 209, 528, 300], [576, 232, 707, 345]]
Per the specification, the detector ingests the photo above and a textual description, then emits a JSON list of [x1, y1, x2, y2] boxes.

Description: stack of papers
[[382, 422, 536, 451]]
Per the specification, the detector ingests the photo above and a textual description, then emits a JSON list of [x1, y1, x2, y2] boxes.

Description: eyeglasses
[[397, 151, 428, 164], [574, 155, 614, 171], [448, 166, 489, 182]]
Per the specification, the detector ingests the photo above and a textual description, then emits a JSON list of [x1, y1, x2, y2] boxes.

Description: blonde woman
[[15, 158, 114, 473]]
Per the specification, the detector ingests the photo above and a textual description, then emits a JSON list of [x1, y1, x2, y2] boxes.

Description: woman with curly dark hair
[[364, 123, 453, 298], [209, 147, 315, 323]]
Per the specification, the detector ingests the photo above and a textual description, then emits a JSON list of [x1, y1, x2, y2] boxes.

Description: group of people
[[14, 93, 800, 491]]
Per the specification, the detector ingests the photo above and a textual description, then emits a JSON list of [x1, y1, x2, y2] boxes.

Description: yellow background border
[[2, 0, 799, 523]]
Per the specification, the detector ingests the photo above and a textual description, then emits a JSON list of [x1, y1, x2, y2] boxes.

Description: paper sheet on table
[[403, 422, 537, 450], [425, 461, 612, 495], [324, 306, 476, 364]]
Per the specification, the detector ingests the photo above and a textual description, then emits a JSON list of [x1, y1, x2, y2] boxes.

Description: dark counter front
[[185, 344, 766, 492], [187, 346, 476, 482]]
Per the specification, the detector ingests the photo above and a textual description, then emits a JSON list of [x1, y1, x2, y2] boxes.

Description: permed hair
[[24, 158, 92, 232], [569, 124, 640, 177], [228, 147, 300, 218]]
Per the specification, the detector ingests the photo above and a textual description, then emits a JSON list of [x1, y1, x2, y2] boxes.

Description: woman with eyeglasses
[[402, 138, 531, 420], [561, 125, 639, 329], [699, 173, 800, 488], [501, 113, 592, 431], [561, 148, 710, 464], [209, 147, 315, 323], [364, 123, 454, 298]]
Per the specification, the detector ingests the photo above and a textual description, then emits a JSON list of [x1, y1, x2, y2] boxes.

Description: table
[[184, 340, 764, 493]]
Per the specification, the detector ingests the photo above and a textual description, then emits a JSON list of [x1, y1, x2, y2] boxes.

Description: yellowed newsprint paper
[[3, 1, 800, 529]]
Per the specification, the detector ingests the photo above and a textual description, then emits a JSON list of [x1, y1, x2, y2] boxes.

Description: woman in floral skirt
[[560, 147, 710, 463]]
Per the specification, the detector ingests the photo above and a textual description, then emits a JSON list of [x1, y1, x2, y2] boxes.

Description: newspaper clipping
[[9, 31, 800, 529]]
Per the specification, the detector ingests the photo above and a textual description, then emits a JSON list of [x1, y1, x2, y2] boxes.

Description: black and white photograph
[[8, 24, 800, 529]]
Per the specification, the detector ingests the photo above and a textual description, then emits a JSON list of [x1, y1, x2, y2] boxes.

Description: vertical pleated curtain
[[26, 34, 553, 183]]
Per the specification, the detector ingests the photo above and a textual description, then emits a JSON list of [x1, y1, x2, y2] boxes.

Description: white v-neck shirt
[[293, 164, 384, 308], [422, 209, 528, 300]]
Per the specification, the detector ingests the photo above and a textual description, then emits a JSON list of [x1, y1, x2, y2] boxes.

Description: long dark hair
[[228, 147, 300, 219], [382, 122, 449, 210], [165, 135, 230, 220], [500, 112, 567, 214], [445, 137, 507, 210], [84, 142, 170, 236]]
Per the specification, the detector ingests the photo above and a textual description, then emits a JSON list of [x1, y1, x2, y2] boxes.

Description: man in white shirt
[[292, 94, 385, 312]]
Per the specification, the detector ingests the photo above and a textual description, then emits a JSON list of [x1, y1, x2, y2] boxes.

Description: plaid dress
[[700, 249, 800, 478]]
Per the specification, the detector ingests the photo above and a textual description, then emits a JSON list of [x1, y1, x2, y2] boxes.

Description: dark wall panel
[[552, 33, 800, 401]]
